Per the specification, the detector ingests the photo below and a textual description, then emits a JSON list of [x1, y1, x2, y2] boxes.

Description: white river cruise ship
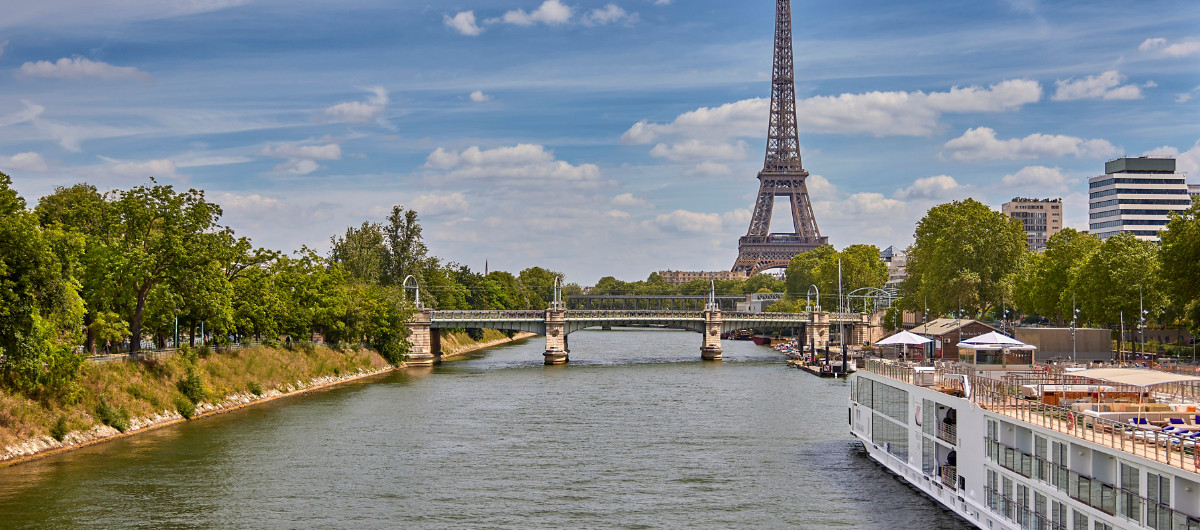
[[850, 358, 1200, 529]]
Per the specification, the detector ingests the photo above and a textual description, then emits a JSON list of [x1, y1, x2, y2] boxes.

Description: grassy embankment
[[0, 329, 521, 451]]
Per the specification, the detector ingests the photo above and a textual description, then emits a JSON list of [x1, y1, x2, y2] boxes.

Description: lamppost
[[1071, 307, 1079, 364], [1139, 286, 1146, 361]]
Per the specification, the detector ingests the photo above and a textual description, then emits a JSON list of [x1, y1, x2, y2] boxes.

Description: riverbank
[[0, 330, 534, 467]]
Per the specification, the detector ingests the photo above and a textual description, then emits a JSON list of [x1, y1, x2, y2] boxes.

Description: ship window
[[1094, 522, 1113, 530], [922, 437, 935, 475], [1015, 484, 1030, 527], [1034, 492, 1047, 521], [1003, 476, 1014, 520], [1073, 510, 1088, 530], [1119, 464, 1141, 522], [987, 469, 999, 512], [1147, 473, 1171, 530], [923, 399, 935, 436], [1052, 501, 1067, 527]]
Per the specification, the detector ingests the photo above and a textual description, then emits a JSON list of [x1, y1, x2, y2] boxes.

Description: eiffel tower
[[731, 0, 827, 275]]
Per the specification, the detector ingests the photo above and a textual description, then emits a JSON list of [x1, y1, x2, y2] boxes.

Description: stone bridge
[[405, 307, 870, 365]]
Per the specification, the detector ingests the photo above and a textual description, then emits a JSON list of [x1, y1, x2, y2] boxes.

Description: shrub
[[95, 399, 130, 433], [50, 415, 69, 442], [175, 395, 196, 419], [247, 381, 263, 396], [178, 366, 206, 404]]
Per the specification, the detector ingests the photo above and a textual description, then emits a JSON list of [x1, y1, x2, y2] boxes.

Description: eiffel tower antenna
[[731, 0, 827, 275]]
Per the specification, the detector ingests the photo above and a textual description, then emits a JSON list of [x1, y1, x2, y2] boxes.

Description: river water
[[0, 329, 966, 528]]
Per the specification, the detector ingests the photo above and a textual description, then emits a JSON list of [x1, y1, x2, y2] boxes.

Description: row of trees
[[898, 197, 1200, 337], [0, 173, 573, 398]]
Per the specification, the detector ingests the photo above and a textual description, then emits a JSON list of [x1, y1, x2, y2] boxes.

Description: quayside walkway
[[864, 359, 1200, 475]]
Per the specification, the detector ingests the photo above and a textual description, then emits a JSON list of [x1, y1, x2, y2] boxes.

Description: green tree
[[108, 184, 226, 353], [0, 173, 86, 396], [1161, 198, 1200, 332], [744, 273, 784, 294], [1073, 232, 1164, 327], [901, 199, 1028, 318], [1012, 228, 1100, 324], [331, 222, 388, 284], [784, 244, 836, 299], [34, 183, 122, 354], [784, 244, 886, 309], [518, 266, 563, 308], [383, 205, 427, 286]]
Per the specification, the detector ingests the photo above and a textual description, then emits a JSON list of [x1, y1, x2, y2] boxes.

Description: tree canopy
[[902, 198, 1029, 318]]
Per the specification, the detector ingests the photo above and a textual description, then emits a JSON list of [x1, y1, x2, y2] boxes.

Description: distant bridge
[[406, 307, 868, 366]]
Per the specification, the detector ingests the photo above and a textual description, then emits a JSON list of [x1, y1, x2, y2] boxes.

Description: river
[[0, 328, 966, 528]]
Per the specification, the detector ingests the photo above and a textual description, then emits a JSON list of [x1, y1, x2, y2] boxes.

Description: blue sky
[[1, 0, 1197, 285]]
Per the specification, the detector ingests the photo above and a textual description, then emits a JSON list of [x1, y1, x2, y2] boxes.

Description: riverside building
[[1088, 157, 1190, 242], [1002, 198, 1062, 251]]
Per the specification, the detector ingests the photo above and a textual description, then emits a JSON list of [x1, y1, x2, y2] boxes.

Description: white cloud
[[173, 154, 254, 168], [0, 100, 44, 127], [423, 143, 603, 186], [611, 192, 650, 207], [1143, 141, 1200, 177], [1163, 41, 1200, 57], [1140, 37, 1200, 57], [17, 56, 153, 82], [1000, 166, 1072, 194], [0, 100, 136, 152], [797, 79, 1042, 136], [622, 98, 764, 145], [1176, 86, 1200, 103], [623, 79, 1043, 162], [495, 0, 573, 26], [469, 90, 492, 102], [0, 151, 50, 173], [411, 192, 469, 217], [258, 141, 342, 175], [1139, 38, 1167, 52], [1051, 71, 1143, 101], [649, 139, 747, 162], [320, 86, 388, 123], [217, 192, 281, 210], [894, 175, 962, 200], [101, 157, 183, 180], [655, 0, 671, 4], [583, 4, 638, 26], [681, 161, 733, 177], [652, 209, 722, 233], [444, 11, 483, 36], [941, 127, 1121, 162]]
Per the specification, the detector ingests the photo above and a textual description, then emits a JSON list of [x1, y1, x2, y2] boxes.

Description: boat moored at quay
[[850, 358, 1200, 529]]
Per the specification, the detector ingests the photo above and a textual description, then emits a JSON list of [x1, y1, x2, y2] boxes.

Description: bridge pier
[[700, 309, 723, 361], [810, 311, 830, 352], [407, 311, 437, 366], [544, 308, 569, 365]]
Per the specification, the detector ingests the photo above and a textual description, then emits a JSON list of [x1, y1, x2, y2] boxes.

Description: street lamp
[[1071, 307, 1079, 364]]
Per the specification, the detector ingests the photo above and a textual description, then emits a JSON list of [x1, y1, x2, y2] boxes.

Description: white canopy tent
[[875, 330, 932, 361], [956, 331, 1037, 367]]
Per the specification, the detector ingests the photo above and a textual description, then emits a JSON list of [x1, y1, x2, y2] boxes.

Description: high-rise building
[[880, 245, 907, 289], [1002, 198, 1062, 251], [1189, 184, 1200, 200], [1088, 157, 1190, 242]]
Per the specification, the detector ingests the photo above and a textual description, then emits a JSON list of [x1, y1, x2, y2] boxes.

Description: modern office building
[[1189, 183, 1200, 200], [1087, 156, 1190, 242], [1001, 197, 1062, 251]]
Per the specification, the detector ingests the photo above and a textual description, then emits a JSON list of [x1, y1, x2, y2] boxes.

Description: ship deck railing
[[861, 358, 1200, 475]]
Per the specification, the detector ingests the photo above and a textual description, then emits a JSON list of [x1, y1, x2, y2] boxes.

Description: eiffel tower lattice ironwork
[[731, 0, 827, 275]]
